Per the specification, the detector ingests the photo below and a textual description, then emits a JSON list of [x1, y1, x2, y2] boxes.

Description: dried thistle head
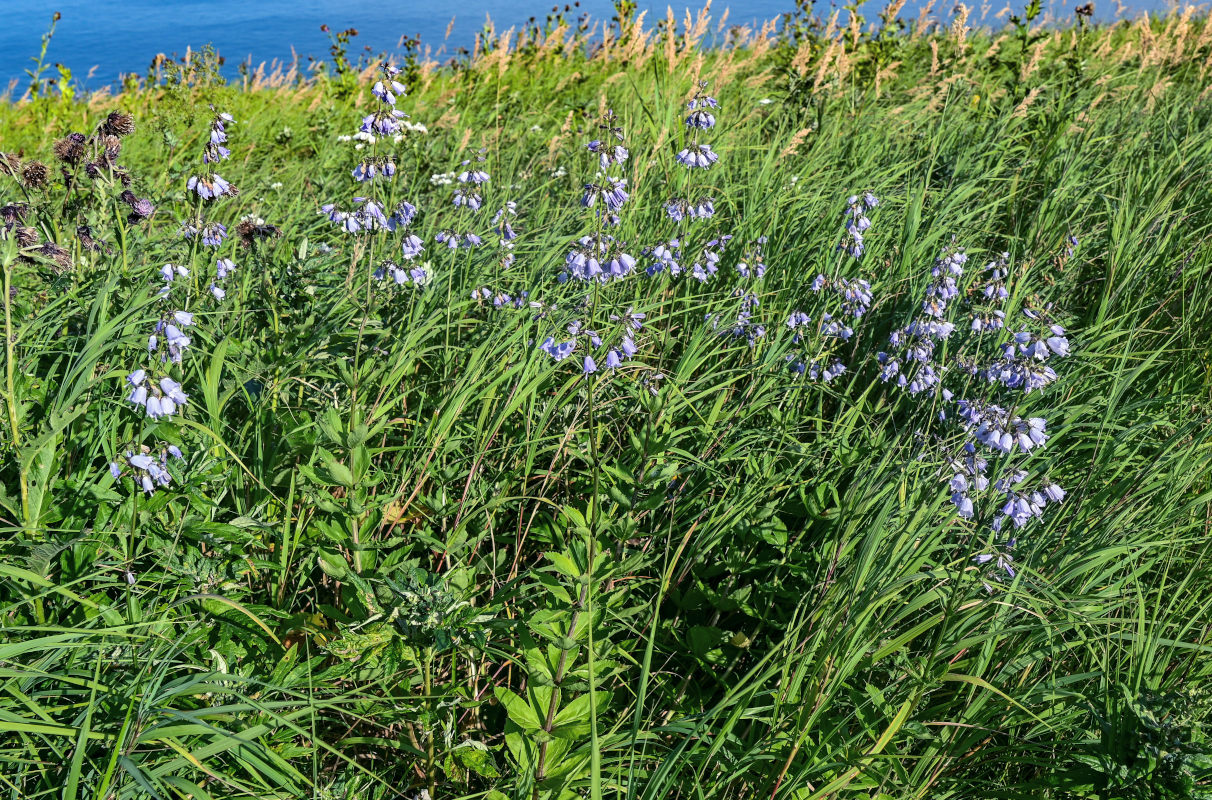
[[38, 241, 73, 271], [0, 204, 28, 225], [236, 219, 283, 248], [15, 226, 41, 248], [20, 160, 50, 189], [0, 153, 20, 178], [99, 135, 122, 165], [76, 225, 112, 254], [52, 133, 88, 164], [100, 111, 136, 138]]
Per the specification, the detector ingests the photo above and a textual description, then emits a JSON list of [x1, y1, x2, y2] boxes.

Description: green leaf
[[494, 687, 541, 731]]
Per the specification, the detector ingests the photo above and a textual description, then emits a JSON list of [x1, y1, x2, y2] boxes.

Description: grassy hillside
[[1, 5, 1211, 799]]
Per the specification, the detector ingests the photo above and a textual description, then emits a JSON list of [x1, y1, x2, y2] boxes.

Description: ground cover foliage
[[2, 3, 1212, 798]]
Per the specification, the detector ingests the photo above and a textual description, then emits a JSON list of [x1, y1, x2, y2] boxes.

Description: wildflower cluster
[[672, 82, 721, 176], [875, 242, 1073, 584], [543, 109, 644, 377], [491, 202, 519, 270], [126, 260, 199, 426], [708, 291, 767, 347], [109, 444, 185, 496], [735, 236, 768, 279], [187, 110, 237, 201], [560, 110, 635, 284], [781, 194, 878, 380], [648, 82, 727, 286], [839, 192, 879, 258], [321, 62, 426, 286], [178, 107, 241, 301], [539, 311, 642, 376], [436, 150, 487, 250], [114, 109, 243, 495]]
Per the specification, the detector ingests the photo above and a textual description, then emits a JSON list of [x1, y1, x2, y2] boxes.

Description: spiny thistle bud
[[100, 111, 136, 138], [20, 160, 50, 189], [120, 190, 155, 221], [53, 133, 88, 164]]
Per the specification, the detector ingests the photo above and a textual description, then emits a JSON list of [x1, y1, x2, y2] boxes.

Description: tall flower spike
[[559, 109, 635, 285], [325, 61, 422, 281], [668, 82, 720, 223], [188, 108, 238, 200]]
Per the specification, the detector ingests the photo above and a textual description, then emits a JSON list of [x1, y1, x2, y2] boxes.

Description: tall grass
[[1, 4, 1211, 799]]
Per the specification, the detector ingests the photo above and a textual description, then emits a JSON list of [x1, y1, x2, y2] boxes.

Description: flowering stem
[[2, 255, 29, 529], [585, 370, 603, 799]]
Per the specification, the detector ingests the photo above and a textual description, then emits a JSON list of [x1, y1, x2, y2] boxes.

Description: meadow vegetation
[[1, 3, 1212, 798]]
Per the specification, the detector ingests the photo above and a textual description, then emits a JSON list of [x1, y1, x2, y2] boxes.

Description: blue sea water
[[2, 0, 1182, 93]]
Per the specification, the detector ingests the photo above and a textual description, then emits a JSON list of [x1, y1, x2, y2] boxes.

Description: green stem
[[424, 646, 437, 800], [3, 257, 29, 529], [532, 578, 590, 799], [585, 372, 602, 800]]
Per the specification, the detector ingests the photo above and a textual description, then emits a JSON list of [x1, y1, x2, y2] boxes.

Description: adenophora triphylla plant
[[646, 81, 728, 284], [177, 107, 240, 303], [877, 242, 1072, 590], [127, 106, 242, 437], [320, 62, 425, 292], [540, 109, 640, 376], [470, 201, 527, 312], [781, 192, 878, 382], [118, 107, 246, 492], [435, 148, 487, 252], [529, 106, 651, 800]]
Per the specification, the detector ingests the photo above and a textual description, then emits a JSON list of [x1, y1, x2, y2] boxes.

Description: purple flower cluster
[[781, 237, 877, 381], [561, 234, 637, 282], [839, 193, 879, 259], [147, 310, 195, 365], [435, 150, 489, 251], [323, 62, 425, 278], [708, 292, 767, 347], [539, 313, 641, 376], [323, 197, 389, 233], [472, 286, 530, 309], [110, 445, 184, 496], [645, 235, 731, 282], [374, 261, 429, 287], [362, 66, 409, 136], [669, 82, 720, 221], [559, 110, 635, 284], [492, 202, 518, 269], [735, 236, 768, 279], [187, 109, 237, 201], [179, 108, 244, 302], [874, 241, 1073, 567], [126, 369, 189, 420]]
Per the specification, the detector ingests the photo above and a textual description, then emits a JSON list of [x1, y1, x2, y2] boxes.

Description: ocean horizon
[[3, 0, 1193, 93]]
